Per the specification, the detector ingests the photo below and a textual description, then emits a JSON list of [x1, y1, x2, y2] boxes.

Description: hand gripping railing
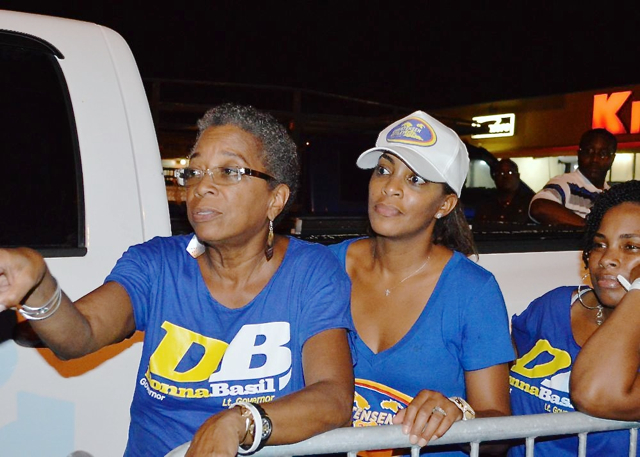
[[165, 412, 640, 457]]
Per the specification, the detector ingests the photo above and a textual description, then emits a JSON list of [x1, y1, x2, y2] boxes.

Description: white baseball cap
[[356, 110, 470, 196]]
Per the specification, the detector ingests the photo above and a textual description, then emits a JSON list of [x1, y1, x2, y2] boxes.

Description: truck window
[[0, 31, 85, 256]]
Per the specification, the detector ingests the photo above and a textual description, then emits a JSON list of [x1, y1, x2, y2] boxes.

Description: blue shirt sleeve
[[459, 273, 515, 371], [105, 237, 167, 331], [292, 243, 354, 345]]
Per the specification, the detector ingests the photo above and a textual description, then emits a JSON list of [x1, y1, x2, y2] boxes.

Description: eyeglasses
[[579, 148, 615, 160], [174, 166, 275, 187]]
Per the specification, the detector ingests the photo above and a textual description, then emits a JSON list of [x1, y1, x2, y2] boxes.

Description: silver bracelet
[[235, 401, 263, 455], [19, 279, 62, 321]]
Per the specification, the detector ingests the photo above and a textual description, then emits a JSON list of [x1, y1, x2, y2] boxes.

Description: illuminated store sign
[[592, 91, 640, 134], [471, 113, 515, 139]]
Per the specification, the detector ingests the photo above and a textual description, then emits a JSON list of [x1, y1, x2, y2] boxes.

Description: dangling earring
[[577, 272, 604, 325], [265, 220, 274, 261]]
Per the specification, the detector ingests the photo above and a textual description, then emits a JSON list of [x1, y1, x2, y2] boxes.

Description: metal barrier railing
[[165, 412, 639, 457]]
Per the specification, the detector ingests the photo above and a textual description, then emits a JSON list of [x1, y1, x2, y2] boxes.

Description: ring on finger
[[432, 406, 447, 416]]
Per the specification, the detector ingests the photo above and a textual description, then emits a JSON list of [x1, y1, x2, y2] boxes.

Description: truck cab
[[0, 10, 170, 456]]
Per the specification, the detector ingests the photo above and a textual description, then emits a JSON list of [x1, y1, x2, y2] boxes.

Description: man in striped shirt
[[529, 128, 616, 227]]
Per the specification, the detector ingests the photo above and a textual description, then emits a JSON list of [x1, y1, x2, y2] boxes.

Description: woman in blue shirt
[[329, 110, 514, 456]]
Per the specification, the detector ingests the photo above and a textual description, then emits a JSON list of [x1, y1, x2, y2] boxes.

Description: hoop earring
[[265, 220, 274, 261], [577, 272, 604, 325]]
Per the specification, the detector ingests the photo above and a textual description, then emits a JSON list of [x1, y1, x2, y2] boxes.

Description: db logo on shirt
[[145, 321, 292, 399]]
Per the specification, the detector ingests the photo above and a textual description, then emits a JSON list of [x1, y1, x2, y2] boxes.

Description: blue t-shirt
[[509, 286, 629, 456], [329, 238, 515, 456], [106, 235, 353, 457]]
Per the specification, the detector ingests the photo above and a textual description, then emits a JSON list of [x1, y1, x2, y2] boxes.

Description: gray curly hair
[[194, 103, 300, 219]]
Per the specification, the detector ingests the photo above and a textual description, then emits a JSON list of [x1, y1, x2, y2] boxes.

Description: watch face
[[261, 416, 272, 439], [451, 397, 475, 420]]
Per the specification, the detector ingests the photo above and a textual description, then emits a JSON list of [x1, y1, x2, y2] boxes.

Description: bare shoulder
[[344, 238, 373, 273]]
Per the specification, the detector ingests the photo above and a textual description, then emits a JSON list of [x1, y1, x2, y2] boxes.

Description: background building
[[432, 84, 640, 192]]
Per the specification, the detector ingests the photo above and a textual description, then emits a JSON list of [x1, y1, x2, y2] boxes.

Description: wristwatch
[[448, 396, 476, 420], [252, 403, 273, 449]]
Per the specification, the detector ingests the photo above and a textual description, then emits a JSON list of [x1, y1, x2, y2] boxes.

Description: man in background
[[475, 159, 534, 224], [529, 128, 616, 227]]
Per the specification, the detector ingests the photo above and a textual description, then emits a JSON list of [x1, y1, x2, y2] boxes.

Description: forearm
[[466, 364, 510, 416], [475, 408, 509, 418], [30, 293, 97, 359], [474, 403, 511, 455], [262, 378, 352, 444], [265, 328, 354, 444], [0, 248, 95, 359], [466, 364, 511, 455], [571, 290, 640, 419], [186, 328, 353, 457], [530, 199, 585, 226], [24, 274, 108, 359], [24, 275, 135, 360]]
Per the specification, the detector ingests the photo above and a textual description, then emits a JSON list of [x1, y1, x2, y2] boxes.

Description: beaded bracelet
[[19, 280, 62, 321]]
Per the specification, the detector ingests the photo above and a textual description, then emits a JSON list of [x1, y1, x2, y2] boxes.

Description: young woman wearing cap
[[329, 111, 514, 456]]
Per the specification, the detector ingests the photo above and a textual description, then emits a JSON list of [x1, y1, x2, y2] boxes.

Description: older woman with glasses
[[0, 103, 354, 457]]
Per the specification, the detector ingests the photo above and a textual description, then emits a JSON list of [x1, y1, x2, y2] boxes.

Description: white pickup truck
[[0, 9, 584, 457], [0, 9, 170, 456]]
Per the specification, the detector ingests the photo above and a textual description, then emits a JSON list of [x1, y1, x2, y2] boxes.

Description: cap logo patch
[[386, 117, 437, 147]]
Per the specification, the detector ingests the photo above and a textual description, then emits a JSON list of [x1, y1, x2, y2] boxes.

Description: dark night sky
[[3, 2, 640, 110]]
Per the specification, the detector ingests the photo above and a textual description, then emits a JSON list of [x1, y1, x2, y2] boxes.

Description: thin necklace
[[577, 285, 604, 326], [384, 256, 431, 296]]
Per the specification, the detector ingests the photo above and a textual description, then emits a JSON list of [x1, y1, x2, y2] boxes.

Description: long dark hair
[[582, 180, 640, 268], [433, 184, 477, 257]]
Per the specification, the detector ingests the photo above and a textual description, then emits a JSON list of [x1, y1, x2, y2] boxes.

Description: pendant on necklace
[[596, 306, 604, 326], [383, 255, 431, 297]]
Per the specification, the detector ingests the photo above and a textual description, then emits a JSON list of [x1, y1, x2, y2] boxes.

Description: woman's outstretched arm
[[0, 247, 135, 359]]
